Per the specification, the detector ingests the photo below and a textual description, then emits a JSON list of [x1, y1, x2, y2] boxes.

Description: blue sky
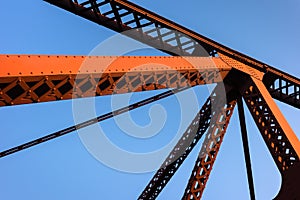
[[0, 0, 299, 199]]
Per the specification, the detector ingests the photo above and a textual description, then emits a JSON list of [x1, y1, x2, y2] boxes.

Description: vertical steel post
[[237, 96, 256, 200]]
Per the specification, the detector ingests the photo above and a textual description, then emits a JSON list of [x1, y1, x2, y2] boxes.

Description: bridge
[[0, 1, 299, 199]]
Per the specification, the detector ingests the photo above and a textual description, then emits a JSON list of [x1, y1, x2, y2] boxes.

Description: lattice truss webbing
[[182, 98, 237, 200], [263, 73, 300, 109], [0, 69, 226, 107], [44, 0, 211, 56], [243, 80, 299, 172], [139, 88, 213, 200]]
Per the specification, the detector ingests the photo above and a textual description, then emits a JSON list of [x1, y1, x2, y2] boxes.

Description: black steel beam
[[237, 96, 256, 200]]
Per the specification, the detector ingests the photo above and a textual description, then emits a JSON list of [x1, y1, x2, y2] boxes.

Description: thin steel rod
[[0, 87, 189, 158], [237, 96, 256, 200]]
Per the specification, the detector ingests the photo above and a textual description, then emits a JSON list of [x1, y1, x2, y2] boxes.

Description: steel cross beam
[[45, 0, 300, 108], [0, 55, 230, 106]]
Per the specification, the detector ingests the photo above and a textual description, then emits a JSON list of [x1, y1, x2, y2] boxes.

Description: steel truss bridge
[[1, 0, 300, 199]]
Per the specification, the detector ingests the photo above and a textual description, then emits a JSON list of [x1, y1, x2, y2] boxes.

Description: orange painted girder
[[0, 55, 231, 77], [0, 55, 231, 106]]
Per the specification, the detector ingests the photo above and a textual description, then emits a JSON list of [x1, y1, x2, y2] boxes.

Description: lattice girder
[[263, 73, 300, 109], [182, 94, 237, 200], [0, 55, 230, 106], [243, 78, 300, 172]]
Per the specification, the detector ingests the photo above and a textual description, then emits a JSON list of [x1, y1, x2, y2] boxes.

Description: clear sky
[[0, 0, 300, 199]]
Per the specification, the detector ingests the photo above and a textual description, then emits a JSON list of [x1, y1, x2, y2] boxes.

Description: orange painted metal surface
[[251, 77, 300, 159], [0, 55, 231, 76], [0, 55, 231, 106]]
